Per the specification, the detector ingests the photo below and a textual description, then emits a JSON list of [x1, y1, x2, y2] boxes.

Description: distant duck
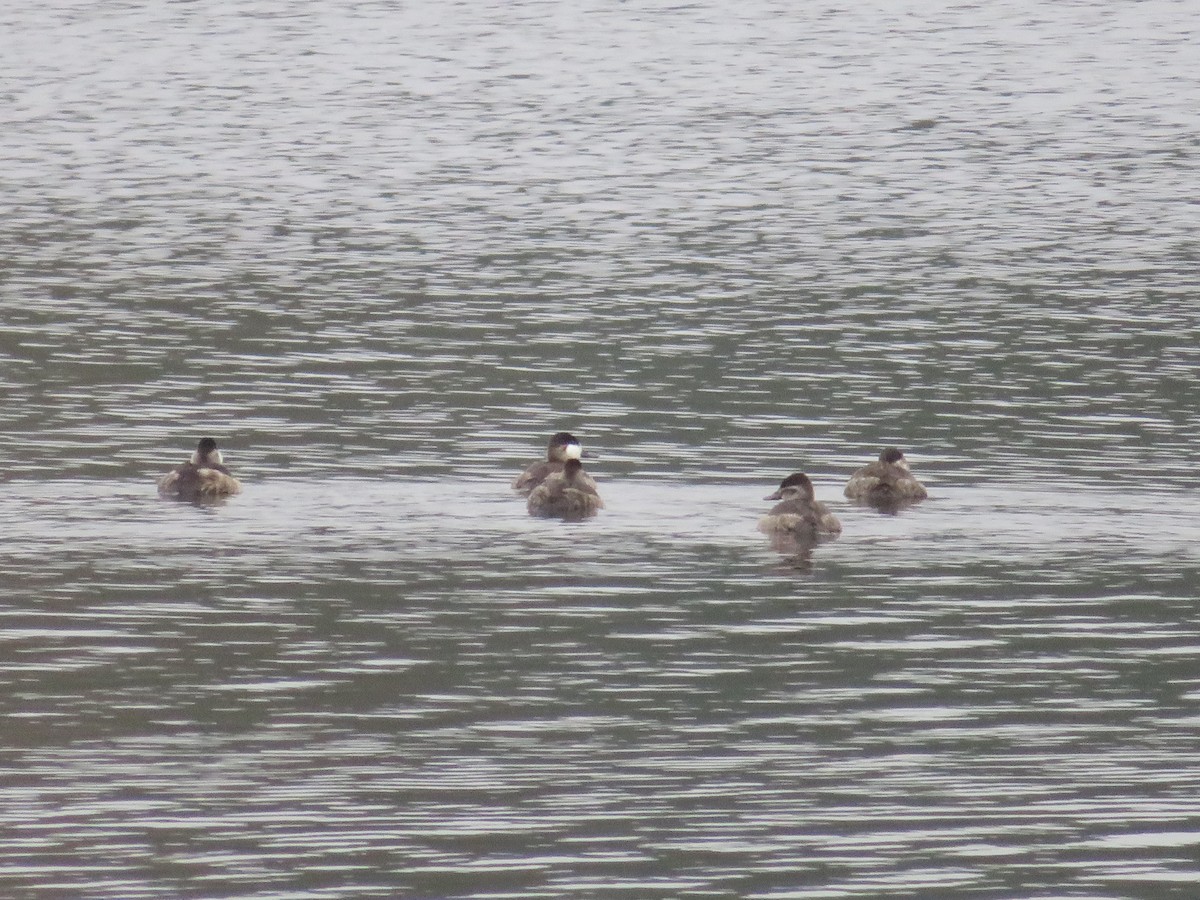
[[758, 472, 842, 539], [527, 458, 604, 520], [157, 437, 242, 501], [844, 448, 927, 505], [513, 431, 584, 494]]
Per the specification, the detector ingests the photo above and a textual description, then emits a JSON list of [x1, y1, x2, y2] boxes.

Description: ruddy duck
[[513, 431, 585, 494], [527, 458, 604, 520], [758, 472, 842, 538], [157, 437, 242, 501], [844, 447, 927, 505]]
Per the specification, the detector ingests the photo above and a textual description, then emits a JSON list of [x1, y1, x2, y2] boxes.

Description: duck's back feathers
[[844, 448, 927, 504], [157, 464, 241, 501], [527, 460, 603, 520], [157, 437, 241, 501], [758, 498, 842, 537], [844, 473, 928, 504], [513, 460, 561, 494]]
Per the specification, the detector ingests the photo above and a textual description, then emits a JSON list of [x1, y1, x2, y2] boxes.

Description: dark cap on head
[[880, 447, 905, 464], [765, 471, 814, 501], [197, 437, 219, 454]]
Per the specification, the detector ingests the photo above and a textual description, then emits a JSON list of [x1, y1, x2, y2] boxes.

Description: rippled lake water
[[3, 0, 1200, 897]]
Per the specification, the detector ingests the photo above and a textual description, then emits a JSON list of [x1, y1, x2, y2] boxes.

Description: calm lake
[[2, 0, 1199, 897]]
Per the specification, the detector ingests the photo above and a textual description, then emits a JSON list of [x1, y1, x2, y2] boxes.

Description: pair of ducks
[[157, 433, 604, 515], [155, 433, 603, 511], [154, 433, 603, 513], [159, 436, 928, 541], [513, 432, 604, 519], [759, 447, 928, 542]]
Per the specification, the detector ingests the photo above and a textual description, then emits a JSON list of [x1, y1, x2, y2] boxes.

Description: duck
[[758, 472, 842, 539], [844, 447, 927, 505], [157, 437, 242, 501], [513, 431, 585, 494], [527, 458, 604, 520]]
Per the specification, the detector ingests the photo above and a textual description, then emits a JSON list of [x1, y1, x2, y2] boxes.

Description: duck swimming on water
[[527, 458, 604, 520], [513, 432, 585, 494], [157, 437, 242, 501], [844, 448, 927, 505], [758, 472, 842, 539]]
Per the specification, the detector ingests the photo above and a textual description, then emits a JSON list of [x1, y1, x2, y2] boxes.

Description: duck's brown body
[[844, 448, 927, 504], [527, 459, 603, 520], [758, 473, 841, 538], [157, 438, 242, 501]]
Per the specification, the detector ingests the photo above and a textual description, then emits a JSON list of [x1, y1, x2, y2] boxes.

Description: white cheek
[[897, 459, 910, 472], [563, 443, 582, 461]]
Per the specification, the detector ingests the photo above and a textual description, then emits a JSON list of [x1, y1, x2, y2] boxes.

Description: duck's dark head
[[879, 447, 908, 469], [764, 472, 815, 502], [548, 432, 583, 462], [193, 437, 222, 466]]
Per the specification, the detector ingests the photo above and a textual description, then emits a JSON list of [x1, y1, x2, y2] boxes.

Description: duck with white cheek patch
[[513, 432, 590, 494]]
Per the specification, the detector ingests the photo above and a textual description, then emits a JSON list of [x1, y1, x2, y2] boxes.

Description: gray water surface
[[3, 0, 1200, 897], [3, 479, 1200, 898]]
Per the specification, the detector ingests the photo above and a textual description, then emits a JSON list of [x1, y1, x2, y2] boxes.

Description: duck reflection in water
[[513, 431, 585, 494], [758, 472, 842, 553], [527, 458, 604, 521], [157, 437, 242, 502], [844, 447, 927, 511]]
